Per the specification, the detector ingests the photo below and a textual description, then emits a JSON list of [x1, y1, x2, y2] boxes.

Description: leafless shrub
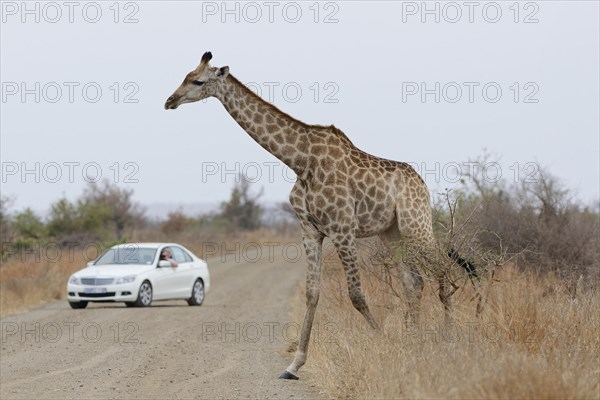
[[456, 154, 599, 281]]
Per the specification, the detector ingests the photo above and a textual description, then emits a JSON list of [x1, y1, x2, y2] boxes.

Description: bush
[[437, 154, 600, 277], [12, 208, 47, 250], [160, 210, 196, 235], [47, 180, 146, 245]]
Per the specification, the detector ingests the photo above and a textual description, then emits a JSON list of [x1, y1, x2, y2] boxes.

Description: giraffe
[[165, 52, 474, 380]]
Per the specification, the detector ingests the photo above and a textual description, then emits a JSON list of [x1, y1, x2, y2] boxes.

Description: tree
[[0, 196, 16, 258], [218, 174, 264, 231], [47, 198, 82, 241], [79, 180, 146, 240]]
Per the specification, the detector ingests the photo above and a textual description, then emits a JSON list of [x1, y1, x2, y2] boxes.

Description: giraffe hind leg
[[332, 233, 379, 330], [438, 273, 454, 324], [378, 225, 424, 326]]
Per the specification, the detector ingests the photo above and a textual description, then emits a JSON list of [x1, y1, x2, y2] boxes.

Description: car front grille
[[81, 277, 114, 285], [78, 292, 116, 298]]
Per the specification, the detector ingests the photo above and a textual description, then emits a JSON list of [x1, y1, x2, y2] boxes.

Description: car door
[[153, 247, 178, 300], [170, 246, 195, 298]]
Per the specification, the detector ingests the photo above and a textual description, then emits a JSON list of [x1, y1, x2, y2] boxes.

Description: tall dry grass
[[292, 243, 600, 399], [0, 250, 85, 316]]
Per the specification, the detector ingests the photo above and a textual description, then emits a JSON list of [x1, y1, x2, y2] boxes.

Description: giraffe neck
[[214, 74, 313, 176]]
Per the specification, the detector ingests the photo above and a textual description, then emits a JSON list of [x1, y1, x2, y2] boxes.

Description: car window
[[95, 247, 157, 265], [171, 247, 192, 263]]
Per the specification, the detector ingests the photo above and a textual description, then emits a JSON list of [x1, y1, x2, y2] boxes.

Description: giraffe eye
[[192, 80, 204, 86]]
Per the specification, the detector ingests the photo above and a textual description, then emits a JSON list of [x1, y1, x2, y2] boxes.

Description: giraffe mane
[[227, 74, 311, 127], [227, 74, 355, 146]]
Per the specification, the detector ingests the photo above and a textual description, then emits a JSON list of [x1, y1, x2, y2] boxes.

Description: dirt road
[[1, 247, 321, 399]]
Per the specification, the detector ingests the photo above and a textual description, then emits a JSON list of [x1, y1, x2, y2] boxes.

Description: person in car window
[[160, 248, 178, 268]]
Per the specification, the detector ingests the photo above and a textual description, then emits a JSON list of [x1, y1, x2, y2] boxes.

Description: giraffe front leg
[[279, 234, 323, 380]]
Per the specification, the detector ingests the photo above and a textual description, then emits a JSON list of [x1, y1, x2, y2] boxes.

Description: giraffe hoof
[[279, 370, 299, 380]]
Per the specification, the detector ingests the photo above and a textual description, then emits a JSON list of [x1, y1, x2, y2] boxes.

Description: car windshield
[[94, 247, 157, 266]]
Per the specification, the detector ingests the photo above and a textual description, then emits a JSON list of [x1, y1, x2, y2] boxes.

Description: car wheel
[[133, 280, 153, 307], [187, 279, 205, 306], [69, 301, 88, 309]]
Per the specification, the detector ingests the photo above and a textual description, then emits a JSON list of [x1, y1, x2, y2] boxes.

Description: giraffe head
[[164, 51, 229, 110]]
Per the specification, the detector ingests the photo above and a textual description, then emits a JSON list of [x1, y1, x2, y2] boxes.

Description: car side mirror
[[158, 260, 172, 268]]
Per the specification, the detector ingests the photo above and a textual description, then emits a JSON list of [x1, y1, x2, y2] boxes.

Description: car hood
[[74, 264, 156, 277]]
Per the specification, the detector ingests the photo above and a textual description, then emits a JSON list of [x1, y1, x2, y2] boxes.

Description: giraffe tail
[[448, 248, 480, 282]]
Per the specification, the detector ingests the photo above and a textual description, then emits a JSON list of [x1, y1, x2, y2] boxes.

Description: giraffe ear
[[217, 66, 229, 78]]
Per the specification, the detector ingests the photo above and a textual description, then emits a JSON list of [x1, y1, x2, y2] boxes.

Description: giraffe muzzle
[[164, 95, 179, 110]]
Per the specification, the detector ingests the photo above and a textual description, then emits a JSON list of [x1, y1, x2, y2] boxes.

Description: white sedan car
[[67, 243, 210, 309]]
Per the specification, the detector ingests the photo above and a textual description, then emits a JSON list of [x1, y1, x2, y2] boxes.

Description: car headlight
[[69, 275, 80, 285], [115, 275, 136, 284]]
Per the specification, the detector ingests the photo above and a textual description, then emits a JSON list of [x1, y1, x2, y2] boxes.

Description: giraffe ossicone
[[165, 52, 474, 380]]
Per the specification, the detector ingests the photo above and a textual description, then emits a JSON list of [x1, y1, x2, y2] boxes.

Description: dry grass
[[0, 228, 300, 317], [293, 243, 600, 399], [0, 251, 84, 316]]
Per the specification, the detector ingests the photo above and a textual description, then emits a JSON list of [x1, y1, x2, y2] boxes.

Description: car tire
[[187, 279, 205, 306], [69, 301, 88, 309], [133, 280, 153, 307], [125, 302, 136, 307]]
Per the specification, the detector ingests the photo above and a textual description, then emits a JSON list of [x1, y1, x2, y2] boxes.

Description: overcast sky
[[1, 1, 599, 217]]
